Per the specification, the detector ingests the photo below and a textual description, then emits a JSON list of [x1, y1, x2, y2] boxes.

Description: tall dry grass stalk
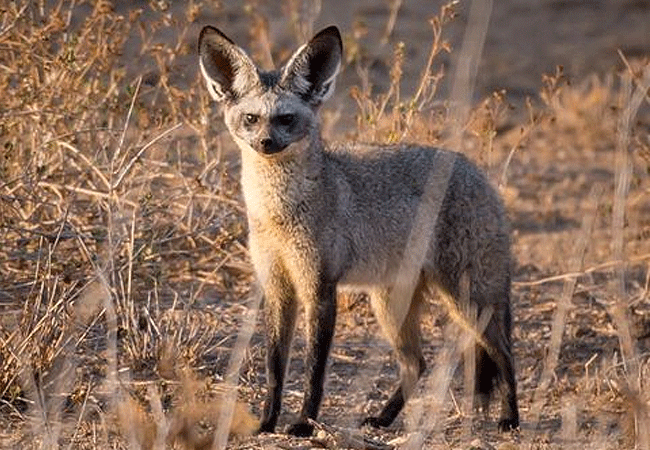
[[212, 287, 262, 450], [610, 60, 650, 450], [447, 0, 492, 151], [529, 185, 602, 425], [283, 0, 322, 44]]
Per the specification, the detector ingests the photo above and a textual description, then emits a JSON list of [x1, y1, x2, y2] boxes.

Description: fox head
[[198, 26, 342, 156]]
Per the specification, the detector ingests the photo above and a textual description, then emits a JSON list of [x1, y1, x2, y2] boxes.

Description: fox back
[[199, 25, 519, 436]]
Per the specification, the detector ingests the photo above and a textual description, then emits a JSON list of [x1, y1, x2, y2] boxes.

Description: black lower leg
[[495, 306, 519, 431], [497, 355, 519, 431], [475, 346, 496, 415], [478, 305, 519, 431], [259, 294, 296, 433], [259, 340, 288, 432], [361, 386, 406, 428], [287, 281, 337, 437], [362, 356, 425, 428]]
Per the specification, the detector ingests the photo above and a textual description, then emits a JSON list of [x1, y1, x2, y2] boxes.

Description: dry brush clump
[[114, 370, 258, 450], [1, 1, 257, 448], [349, 1, 458, 146]]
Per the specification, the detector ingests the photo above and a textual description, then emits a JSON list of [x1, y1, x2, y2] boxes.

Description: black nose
[[260, 138, 273, 152], [258, 137, 285, 154]]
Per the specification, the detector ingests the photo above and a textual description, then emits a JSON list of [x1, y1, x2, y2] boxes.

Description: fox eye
[[277, 114, 295, 126], [244, 113, 259, 125]]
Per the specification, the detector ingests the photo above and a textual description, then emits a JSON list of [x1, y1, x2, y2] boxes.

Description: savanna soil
[[1, 1, 650, 449]]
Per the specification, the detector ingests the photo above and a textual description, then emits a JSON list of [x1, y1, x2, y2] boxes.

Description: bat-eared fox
[[198, 24, 519, 437]]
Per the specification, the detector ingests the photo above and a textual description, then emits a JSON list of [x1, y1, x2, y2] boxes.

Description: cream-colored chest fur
[[239, 143, 323, 280], [242, 157, 306, 227]]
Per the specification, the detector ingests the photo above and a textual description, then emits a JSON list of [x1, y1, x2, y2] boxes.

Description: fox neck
[[239, 131, 325, 226]]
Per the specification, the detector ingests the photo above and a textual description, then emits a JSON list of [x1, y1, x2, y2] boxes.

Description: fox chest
[[247, 197, 310, 237], [243, 180, 314, 243], [242, 161, 317, 227], [240, 161, 335, 279], [244, 194, 324, 286]]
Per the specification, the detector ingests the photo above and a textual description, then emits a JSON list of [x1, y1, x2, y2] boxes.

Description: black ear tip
[[199, 25, 217, 42], [198, 25, 235, 51], [321, 25, 341, 37], [312, 25, 343, 53], [314, 26, 341, 41]]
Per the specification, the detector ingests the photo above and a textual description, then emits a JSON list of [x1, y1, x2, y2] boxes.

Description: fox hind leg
[[363, 278, 427, 428]]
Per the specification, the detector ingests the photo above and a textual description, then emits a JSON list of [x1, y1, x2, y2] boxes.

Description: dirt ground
[[2, 0, 650, 449]]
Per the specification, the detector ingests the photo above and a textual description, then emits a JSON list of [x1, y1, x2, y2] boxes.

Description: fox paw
[[287, 421, 314, 437], [257, 420, 276, 434], [360, 416, 391, 428], [498, 417, 519, 432]]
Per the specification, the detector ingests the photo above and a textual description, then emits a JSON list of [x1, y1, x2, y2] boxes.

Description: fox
[[197, 25, 519, 436]]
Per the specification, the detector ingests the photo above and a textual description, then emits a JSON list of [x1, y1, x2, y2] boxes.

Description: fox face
[[198, 26, 342, 157], [222, 90, 314, 156]]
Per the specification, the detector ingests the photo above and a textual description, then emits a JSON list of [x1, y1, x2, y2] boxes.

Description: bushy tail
[[476, 302, 519, 430]]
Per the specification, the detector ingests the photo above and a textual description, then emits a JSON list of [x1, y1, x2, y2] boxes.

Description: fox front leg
[[258, 272, 298, 433], [287, 280, 337, 437]]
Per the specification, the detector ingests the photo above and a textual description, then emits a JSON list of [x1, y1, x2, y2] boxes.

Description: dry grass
[[1, 1, 650, 449], [1, 1, 254, 448], [350, 1, 456, 145]]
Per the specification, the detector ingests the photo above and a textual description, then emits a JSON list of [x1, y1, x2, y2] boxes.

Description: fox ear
[[198, 26, 259, 102], [281, 26, 342, 107]]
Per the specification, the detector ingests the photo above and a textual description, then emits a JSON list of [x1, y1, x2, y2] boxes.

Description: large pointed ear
[[280, 26, 342, 107], [198, 26, 260, 102]]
